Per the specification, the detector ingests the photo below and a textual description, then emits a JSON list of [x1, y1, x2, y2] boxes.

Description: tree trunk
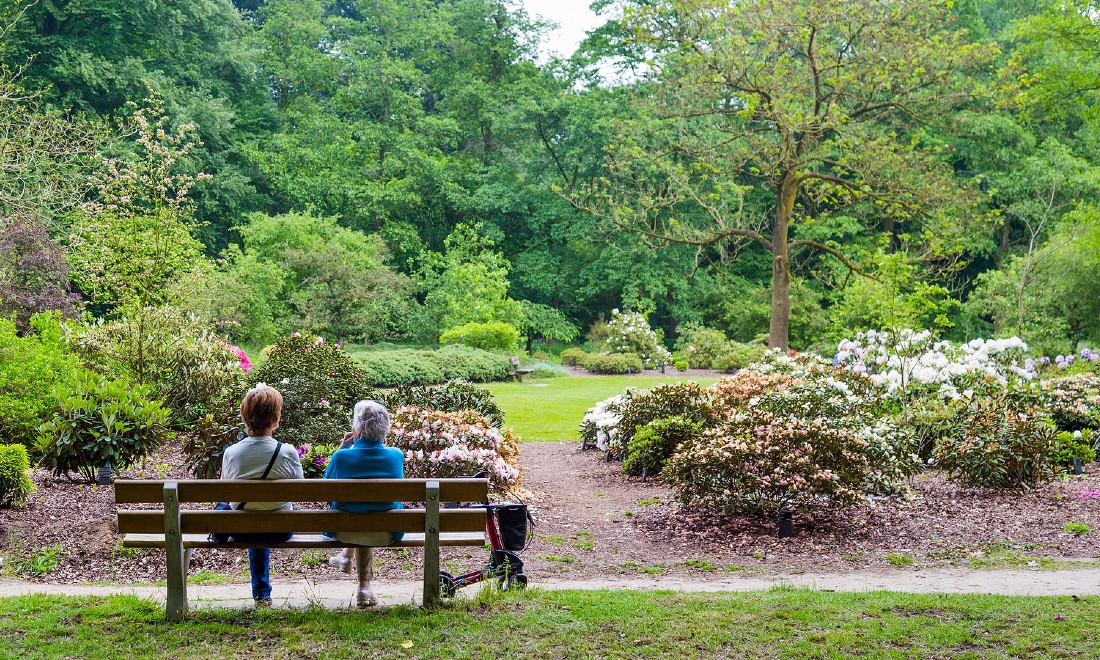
[[768, 173, 796, 350]]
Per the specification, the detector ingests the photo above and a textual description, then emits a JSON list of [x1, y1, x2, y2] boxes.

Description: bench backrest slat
[[116, 509, 486, 535], [114, 479, 488, 504]]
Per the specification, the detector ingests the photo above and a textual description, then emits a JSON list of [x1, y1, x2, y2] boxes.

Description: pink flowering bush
[[298, 443, 338, 479], [665, 410, 874, 516], [388, 407, 521, 490], [710, 370, 795, 410], [227, 344, 252, 372]]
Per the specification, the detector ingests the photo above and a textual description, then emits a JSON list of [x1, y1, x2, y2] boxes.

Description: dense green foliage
[[0, 444, 35, 508], [579, 352, 644, 375], [0, 314, 81, 448], [622, 416, 701, 477], [351, 345, 511, 386], [244, 335, 380, 447], [439, 322, 521, 353], [36, 371, 172, 482], [2, 0, 1099, 367]]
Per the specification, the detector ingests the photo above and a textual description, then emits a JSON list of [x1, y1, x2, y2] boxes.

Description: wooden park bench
[[114, 478, 489, 621], [509, 356, 535, 382]]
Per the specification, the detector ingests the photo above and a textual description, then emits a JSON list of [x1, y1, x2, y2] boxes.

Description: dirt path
[[517, 442, 1100, 581]]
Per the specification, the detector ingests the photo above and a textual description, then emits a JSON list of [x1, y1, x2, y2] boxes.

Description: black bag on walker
[[493, 504, 531, 552]]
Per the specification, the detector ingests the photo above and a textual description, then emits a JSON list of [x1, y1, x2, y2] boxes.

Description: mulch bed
[[1, 442, 1097, 586]]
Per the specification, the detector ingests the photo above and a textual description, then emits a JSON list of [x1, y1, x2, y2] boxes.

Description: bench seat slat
[[121, 532, 487, 548], [113, 479, 489, 504], [117, 509, 485, 535]]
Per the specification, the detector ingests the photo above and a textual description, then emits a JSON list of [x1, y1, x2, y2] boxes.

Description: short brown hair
[[241, 385, 283, 435]]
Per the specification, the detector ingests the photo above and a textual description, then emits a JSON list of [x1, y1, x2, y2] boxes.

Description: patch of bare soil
[[1, 442, 1097, 588]]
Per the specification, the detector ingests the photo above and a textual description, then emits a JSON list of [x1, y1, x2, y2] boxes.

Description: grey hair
[[352, 400, 390, 440]]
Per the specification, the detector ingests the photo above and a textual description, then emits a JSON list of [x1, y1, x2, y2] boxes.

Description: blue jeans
[[229, 533, 293, 601]]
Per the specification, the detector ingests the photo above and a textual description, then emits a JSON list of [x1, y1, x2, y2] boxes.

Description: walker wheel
[[439, 570, 457, 598]]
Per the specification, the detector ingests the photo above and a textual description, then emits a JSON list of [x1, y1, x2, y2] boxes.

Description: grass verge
[[1, 588, 1095, 658], [485, 375, 720, 442]]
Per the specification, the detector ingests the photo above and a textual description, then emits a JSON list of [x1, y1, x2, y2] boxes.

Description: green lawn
[[485, 375, 720, 442], [1, 588, 1094, 658]]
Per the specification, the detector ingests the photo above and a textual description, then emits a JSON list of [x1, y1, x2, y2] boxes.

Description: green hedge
[[580, 352, 644, 374], [354, 346, 510, 386]]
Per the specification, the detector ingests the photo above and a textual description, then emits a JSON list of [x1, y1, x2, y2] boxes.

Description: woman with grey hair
[[322, 400, 405, 607]]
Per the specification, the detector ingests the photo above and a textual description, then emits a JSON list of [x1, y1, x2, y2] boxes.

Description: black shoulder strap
[[236, 442, 283, 510]]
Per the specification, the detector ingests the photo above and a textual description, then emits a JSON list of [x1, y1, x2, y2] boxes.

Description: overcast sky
[[521, 0, 605, 59]]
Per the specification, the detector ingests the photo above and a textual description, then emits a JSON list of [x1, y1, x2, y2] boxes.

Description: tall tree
[[569, 0, 998, 349]]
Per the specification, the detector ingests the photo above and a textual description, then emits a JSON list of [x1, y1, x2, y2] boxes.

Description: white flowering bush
[[579, 393, 632, 451], [834, 329, 1033, 400], [388, 407, 521, 490], [604, 309, 673, 368]]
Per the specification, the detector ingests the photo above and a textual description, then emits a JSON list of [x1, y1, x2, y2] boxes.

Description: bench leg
[[162, 482, 188, 621], [165, 542, 189, 621], [422, 480, 441, 606]]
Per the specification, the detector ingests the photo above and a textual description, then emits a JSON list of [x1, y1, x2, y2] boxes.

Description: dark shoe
[[255, 598, 273, 608]]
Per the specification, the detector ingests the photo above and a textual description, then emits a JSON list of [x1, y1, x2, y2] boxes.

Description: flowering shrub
[[298, 442, 339, 479], [227, 344, 253, 372], [934, 394, 1057, 488], [665, 410, 875, 516], [622, 416, 701, 477], [579, 393, 632, 451], [613, 383, 717, 454], [710, 370, 794, 410], [604, 309, 672, 368], [388, 407, 521, 490], [245, 334, 378, 447], [1043, 374, 1100, 432], [834, 329, 1033, 397], [381, 380, 504, 428]]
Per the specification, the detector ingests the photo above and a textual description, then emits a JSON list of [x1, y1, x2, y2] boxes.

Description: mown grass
[[0, 588, 1095, 658], [485, 375, 720, 442]]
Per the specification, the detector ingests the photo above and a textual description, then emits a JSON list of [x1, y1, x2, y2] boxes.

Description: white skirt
[[331, 531, 395, 546]]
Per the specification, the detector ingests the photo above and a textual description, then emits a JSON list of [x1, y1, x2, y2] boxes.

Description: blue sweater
[[323, 438, 405, 541]]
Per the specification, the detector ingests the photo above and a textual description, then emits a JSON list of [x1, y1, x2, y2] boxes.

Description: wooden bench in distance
[[509, 355, 535, 382], [115, 478, 489, 620]]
